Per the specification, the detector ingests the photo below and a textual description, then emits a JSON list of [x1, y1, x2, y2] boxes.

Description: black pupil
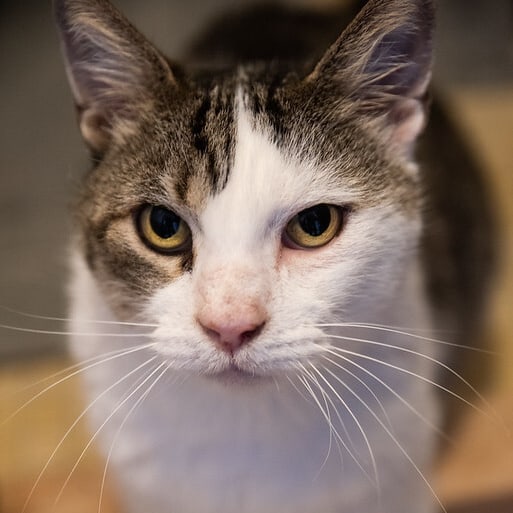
[[298, 205, 331, 237], [150, 207, 181, 239]]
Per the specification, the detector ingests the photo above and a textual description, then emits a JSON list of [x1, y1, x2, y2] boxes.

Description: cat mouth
[[207, 364, 266, 386]]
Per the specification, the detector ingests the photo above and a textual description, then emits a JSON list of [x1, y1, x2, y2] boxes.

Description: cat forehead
[[199, 92, 343, 248], [166, 71, 301, 206], [167, 83, 417, 217], [81, 74, 418, 230]]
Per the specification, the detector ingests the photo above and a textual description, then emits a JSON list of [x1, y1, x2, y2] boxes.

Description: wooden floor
[[1, 86, 512, 513]]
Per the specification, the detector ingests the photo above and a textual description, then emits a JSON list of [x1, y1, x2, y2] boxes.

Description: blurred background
[[0, 0, 512, 512]]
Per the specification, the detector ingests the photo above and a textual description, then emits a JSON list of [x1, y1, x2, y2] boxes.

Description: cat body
[[56, 0, 492, 512]]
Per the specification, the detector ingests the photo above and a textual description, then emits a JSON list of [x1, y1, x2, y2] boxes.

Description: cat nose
[[197, 307, 267, 354]]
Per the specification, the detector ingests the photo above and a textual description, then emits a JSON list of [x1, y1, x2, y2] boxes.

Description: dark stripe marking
[[192, 95, 212, 154]]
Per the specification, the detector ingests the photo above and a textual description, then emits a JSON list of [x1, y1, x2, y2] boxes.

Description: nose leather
[[197, 304, 267, 354]]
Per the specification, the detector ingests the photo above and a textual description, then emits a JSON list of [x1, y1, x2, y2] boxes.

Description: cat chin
[[203, 365, 271, 387]]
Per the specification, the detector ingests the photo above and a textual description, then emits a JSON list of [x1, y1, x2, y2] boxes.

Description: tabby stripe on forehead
[[246, 77, 287, 145], [192, 95, 211, 155], [189, 92, 235, 194], [265, 77, 284, 119], [192, 95, 217, 191]]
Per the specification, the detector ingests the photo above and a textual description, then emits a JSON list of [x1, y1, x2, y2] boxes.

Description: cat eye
[[137, 205, 192, 253], [284, 204, 345, 249]]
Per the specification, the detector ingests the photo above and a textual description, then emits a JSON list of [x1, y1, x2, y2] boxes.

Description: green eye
[[138, 205, 191, 253], [284, 204, 344, 249]]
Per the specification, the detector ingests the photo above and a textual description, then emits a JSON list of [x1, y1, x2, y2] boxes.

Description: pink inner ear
[[79, 109, 111, 153], [389, 99, 426, 151], [389, 70, 432, 150]]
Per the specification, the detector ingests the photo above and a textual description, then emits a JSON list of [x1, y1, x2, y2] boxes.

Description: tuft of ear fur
[[308, 0, 434, 156], [54, 0, 176, 154]]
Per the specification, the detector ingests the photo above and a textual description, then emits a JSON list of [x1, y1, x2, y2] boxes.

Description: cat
[[54, 0, 494, 512]]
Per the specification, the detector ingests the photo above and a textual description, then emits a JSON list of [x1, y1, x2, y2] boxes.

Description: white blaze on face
[[192, 93, 315, 349]]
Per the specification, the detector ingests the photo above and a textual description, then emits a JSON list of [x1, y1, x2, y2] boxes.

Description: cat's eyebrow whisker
[[317, 363, 448, 513], [98, 361, 172, 513], [2, 343, 156, 427], [0, 304, 158, 328], [312, 323, 494, 354], [21, 355, 159, 513], [318, 341, 502, 428], [0, 323, 155, 337], [305, 363, 380, 493], [53, 360, 169, 509], [317, 351, 452, 445]]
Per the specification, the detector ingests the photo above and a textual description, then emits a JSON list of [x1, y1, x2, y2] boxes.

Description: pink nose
[[198, 308, 267, 354]]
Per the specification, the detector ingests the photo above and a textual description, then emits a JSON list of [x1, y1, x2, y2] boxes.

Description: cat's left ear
[[308, 0, 434, 156], [54, 0, 177, 155]]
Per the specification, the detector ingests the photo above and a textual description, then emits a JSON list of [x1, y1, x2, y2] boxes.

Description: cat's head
[[56, 0, 434, 381]]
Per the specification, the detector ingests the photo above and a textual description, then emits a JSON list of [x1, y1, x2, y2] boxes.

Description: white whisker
[[0, 323, 154, 337], [97, 361, 170, 513], [21, 355, 159, 513], [13, 346, 153, 395], [298, 363, 360, 464], [298, 369, 359, 478], [0, 304, 158, 328], [295, 364, 337, 474], [318, 350, 451, 444], [316, 353, 394, 431], [321, 333, 501, 424], [2, 343, 155, 427], [53, 360, 168, 507], [306, 363, 380, 492], [298, 365, 374, 486], [272, 376, 281, 393], [319, 364, 448, 513], [285, 374, 312, 404], [313, 323, 493, 354]]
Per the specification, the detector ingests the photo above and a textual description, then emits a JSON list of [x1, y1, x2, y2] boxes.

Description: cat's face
[[57, 0, 433, 380]]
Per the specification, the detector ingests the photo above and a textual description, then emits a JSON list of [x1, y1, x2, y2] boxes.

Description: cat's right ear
[[54, 0, 177, 155]]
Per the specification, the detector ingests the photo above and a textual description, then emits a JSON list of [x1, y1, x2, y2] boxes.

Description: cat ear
[[308, 0, 434, 155], [54, 0, 177, 154]]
